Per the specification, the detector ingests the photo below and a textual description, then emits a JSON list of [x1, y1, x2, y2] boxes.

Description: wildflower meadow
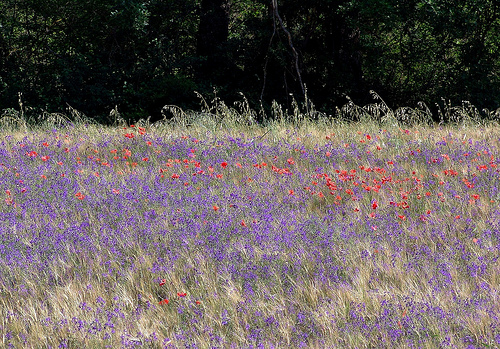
[[0, 100, 499, 348]]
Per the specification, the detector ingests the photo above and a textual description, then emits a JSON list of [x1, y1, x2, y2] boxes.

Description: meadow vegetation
[[0, 96, 500, 348]]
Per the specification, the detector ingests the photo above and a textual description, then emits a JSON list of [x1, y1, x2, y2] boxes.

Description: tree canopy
[[1, 0, 499, 123]]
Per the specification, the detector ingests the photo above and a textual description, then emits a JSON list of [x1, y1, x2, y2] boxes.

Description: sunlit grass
[[1, 96, 500, 348]]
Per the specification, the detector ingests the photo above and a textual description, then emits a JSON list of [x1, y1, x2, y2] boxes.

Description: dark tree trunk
[[329, 12, 366, 102], [196, 0, 229, 82]]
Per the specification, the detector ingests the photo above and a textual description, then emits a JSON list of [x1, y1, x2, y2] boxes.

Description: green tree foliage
[[0, 0, 200, 122], [345, 0, 500, 109], [0, 0, 499, 123]]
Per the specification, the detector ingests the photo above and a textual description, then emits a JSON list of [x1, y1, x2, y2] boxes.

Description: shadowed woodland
[[1, 0, 499, 124]]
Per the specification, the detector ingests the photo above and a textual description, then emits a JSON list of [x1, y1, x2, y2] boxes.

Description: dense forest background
[[1, 0, 499, 123]]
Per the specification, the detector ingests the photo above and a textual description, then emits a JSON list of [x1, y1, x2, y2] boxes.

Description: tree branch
[[261, 0, 305, 100], [271, 0, 305, 97]]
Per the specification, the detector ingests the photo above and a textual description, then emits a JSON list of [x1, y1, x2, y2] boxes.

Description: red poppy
[[177, 292, 187, 297], [159, 279, 166, 286], [75, 192, 85, 200], [221, 162, 228, 168], [159, 299, 169, 305], [241, 220, 247, 227], [213, 205, 219, 211]]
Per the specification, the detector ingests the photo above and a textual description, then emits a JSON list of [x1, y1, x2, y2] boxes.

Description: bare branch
[[261, 0, 305, 100], [272, 0, 305, 96]]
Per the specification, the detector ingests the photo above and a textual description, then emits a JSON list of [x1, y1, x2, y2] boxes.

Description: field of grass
[[0, 99, 500, 348]]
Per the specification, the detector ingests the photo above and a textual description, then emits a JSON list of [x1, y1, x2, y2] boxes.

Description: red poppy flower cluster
[[157, 280, 199, 306]]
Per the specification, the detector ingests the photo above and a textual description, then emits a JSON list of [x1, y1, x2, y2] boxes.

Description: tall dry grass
[[0, 94, 499, 348]]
